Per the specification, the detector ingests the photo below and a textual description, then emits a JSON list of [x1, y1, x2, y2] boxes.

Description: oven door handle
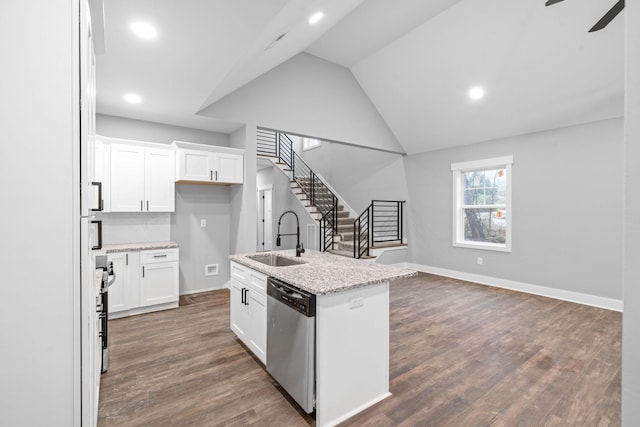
[[107, 269, 116, 288]]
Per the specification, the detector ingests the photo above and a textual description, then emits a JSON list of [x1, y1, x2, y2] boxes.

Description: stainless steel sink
[[247, 254, 306, 267]]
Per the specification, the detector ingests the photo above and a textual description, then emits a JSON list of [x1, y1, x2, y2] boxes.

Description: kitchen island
[[229, 250, 415, 427]]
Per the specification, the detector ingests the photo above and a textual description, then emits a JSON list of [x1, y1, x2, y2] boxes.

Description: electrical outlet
[[200, 219, 207, 227], [477, 257, 483, 265]]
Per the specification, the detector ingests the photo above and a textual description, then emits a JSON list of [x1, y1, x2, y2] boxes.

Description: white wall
[[301, 141, 408, 214], [257, 165, 317, 251], [229, 124, 258, 254], [623, 0, 640, 422], [200, 52, 405, 154], [97, 113, 229, 146], [0, 1, 77, 424], [171, 185, 231, 293], [96, 114, 233, 294], [404, 118, 624, 303], [100, 213, 171, 244]]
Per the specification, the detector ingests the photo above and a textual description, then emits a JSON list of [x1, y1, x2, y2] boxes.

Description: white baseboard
[[323, 392, 392, 427], [180, 282, 229, 296], [399, 262, 623, 312]]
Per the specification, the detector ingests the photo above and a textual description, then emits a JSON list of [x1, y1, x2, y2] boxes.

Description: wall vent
[[205, 264, 219, 276]]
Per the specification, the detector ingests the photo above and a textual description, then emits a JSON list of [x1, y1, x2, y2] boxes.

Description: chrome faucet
[[276, 210, 305, 257]]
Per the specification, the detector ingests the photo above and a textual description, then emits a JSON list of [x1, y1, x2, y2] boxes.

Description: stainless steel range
[[96, 255, 115, 373]]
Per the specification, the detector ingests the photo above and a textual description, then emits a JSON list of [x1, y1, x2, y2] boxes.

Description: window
[[302, 138, 321, 151], [451, 156, 513, 252]]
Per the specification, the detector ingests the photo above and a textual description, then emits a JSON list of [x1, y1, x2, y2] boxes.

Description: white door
[[230, 278, 250, 342], [216, 152, 243, 183], [110, 144, 145, 211], [257, 186, 273, 251], [145, 148, 175, 212], [178, 149, 212, 182], [249, 290, 267, 364], [140, 262, 178, 306]]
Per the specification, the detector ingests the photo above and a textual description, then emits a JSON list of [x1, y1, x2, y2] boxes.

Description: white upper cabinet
[[145, 148, 175, 212], [110, 143, 146, 212], [100, 137, 175, 213], [173, 141, 244, 185]]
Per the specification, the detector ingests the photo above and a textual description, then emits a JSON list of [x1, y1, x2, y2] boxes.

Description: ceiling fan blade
[[545, 0, 565, 6], [589, 0, 625, 32]]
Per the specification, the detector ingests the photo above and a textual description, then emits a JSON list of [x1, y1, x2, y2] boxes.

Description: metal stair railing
[[258, 128, 339, 252], [354, 200, 405, 259]]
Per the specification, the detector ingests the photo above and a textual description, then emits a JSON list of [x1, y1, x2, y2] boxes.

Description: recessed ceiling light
[[124, 93, 142, 104], [130, 21, 157, 39], [308, 11, 324, 25], [468, 86, 486, 100]]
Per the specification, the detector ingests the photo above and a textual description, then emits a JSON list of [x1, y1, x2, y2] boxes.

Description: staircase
[[257, 128, 405, 259]]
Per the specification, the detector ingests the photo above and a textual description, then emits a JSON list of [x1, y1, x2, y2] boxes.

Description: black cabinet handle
[[126, 253, 128, 266], [142, 266, 145, 278], [210, 170, 213, 181], [146, 200, 149, 211], [215, 170, 218, 181], [244, 288, 249, 306], [90, 182, 103, 212], [241, 288, 245, 304], [140, 200, 143, 211], [91, 220, 102, 250]]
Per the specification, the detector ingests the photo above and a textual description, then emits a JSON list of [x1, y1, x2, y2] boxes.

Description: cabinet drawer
[[140, 248, 178, 264], [231, 261, 247, 282], [248, 270, 267, 294]]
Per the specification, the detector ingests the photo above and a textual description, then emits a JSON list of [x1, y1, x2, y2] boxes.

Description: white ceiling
[[96, 0, 363, 133], [95, 0, 624, 155], [347, 0, 624, 154]]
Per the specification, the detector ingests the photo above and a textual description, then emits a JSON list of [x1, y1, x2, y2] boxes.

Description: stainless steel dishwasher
[[266, 277, 316, 414]]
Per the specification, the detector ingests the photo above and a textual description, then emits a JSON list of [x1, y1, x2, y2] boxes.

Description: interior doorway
[[257, 185, 273, 252]]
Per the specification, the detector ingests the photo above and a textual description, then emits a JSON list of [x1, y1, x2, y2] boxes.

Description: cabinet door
[[177, 149, 213, 182], [215, 152, 243, 183], [110, 144, 145, 212], [230, 278, 250, 343], [249, 290, 267, 364], [107, 251, 140, 314], [140, 261, 179, 307], [145, 148, 175, 212]]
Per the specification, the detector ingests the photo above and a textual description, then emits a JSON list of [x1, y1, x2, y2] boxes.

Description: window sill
[[453, 241, 511, 253]]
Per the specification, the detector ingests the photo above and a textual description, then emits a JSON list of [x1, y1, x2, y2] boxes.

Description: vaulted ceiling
[[95, 0, 624, 155]]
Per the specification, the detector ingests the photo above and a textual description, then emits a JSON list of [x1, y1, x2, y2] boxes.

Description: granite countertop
[[229, 249, 416, 295], [96, 241, 179, 255]]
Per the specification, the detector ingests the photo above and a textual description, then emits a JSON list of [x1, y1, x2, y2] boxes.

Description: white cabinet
[[107, 251, 140, 314], [107, 248, 179, 319], [140, 248, 179, 307], [173, 140, 244, 185], [110, 142, 175, 212], [216, 152, 244, 183], [229, 261, 267, 364], [230, 278, 250, 341], [110, 143, 145, 212], [247, 269, 268, 361]]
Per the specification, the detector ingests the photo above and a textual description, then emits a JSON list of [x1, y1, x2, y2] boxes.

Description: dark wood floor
[[98, 273, 621, 427]]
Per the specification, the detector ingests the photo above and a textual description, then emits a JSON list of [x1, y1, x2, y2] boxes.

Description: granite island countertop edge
[[229, 249, 417, 295]]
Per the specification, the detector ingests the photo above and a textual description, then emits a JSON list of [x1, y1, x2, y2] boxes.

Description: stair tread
[[371, 242, 407, 249]]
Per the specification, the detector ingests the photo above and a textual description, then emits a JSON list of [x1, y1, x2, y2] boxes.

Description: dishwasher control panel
[[267, 277, 316, 317]]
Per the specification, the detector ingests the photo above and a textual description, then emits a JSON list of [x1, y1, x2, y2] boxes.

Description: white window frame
[[451, 156, 513, 252], [302, 137, 321, 151]]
